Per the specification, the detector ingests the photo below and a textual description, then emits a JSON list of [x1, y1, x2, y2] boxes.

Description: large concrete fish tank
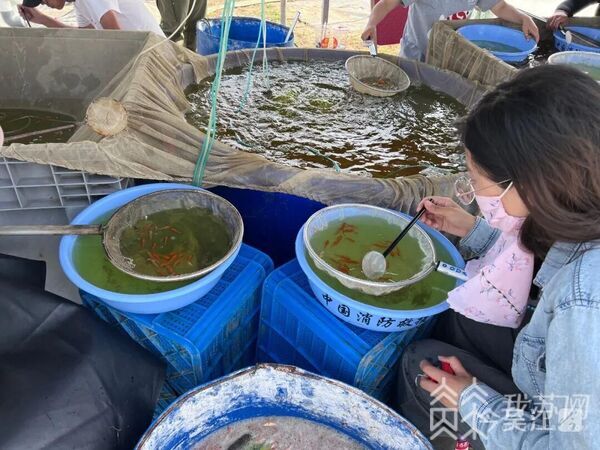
[[0, 28, 485, 266]]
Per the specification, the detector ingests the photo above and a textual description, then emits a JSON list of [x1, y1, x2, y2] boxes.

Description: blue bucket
[[59, 183, 241, 314], [196, 17, 295, 56], [457, 24, 537, 63], [295, 210, 464, 332], [553, 26, 600, 53], [136, 364, 433, 449]]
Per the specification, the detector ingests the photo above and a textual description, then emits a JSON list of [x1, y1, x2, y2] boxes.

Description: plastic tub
[[553, 27, 600, 53], [59, 183, 242, 314], [196, 17, 295, 56], [548, 51, 600, 82], [295, 212, 464, 332], [136, 364, 433, 450], [457, 24, 537, 63]]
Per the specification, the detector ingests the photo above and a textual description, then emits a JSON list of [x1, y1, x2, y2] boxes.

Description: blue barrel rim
[[59, 183, 239, 304], [196, 16, 295, 56], [457, 24, 537, 59], [295, 210, 464, 319], [198, 16, 292, 31], [137, 363, 433, 450]]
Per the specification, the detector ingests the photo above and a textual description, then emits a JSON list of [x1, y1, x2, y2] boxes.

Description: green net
[[192, 0, 274, 186], [191, 0, 237, 186]]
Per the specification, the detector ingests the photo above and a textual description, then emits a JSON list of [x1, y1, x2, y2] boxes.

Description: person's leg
[[432, 309, 533, 375], [183, 0, 207, 51], [396, 339, 521, 450], [156, 0, 190, 41]]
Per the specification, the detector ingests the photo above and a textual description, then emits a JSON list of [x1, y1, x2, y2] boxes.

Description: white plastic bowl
[[547, 51, 600, 82]]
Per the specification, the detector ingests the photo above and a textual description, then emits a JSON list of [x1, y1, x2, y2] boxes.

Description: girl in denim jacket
[[396, 65, 600, 449]]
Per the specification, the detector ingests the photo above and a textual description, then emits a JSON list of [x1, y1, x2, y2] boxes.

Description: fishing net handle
[[0, 225, 102, 236]]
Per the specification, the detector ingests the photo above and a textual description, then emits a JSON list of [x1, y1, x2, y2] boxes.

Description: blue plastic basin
[[196, 17, 295, 56], [457, 24, 537, 63], [553, 26, 600, 53], [59, 183, 241, 314], [295, 211, 464, 332]]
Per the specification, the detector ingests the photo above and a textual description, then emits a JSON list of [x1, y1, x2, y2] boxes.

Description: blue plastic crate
[[81, 295, 120, 327], [153, 380, 179, 420], [257, 260, 433, 401], [82, 244, 273, 395]]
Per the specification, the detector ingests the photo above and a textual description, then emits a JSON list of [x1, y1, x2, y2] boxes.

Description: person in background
[[361, 0, 539, 62], [156, 0, 206, 51], [548, 0, 600, 30], [396, 65, 600, 449], [19, 0, 165, 36]]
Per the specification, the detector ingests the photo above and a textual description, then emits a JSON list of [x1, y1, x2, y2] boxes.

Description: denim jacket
[[457, 218, 600, 449]]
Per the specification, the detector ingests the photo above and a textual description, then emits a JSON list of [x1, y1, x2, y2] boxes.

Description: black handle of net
[[382, 207, 427, 258]]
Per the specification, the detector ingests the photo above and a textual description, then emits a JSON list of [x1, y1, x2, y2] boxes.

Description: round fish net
[[345, 55, 411, 97], [303, 204, 437, 296], [103, 189, 244, 282], [85, 97, 128, 137]]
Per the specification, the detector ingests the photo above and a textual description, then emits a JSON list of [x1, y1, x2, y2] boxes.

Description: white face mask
[[475, 182, 525, 232]]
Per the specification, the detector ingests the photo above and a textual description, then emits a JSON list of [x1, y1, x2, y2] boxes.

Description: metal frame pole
[[321, 0, 329, 42], [280, 0, 286, 25]]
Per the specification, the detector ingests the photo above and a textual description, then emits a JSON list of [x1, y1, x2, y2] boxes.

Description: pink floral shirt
[[447, 227, 534, 328]]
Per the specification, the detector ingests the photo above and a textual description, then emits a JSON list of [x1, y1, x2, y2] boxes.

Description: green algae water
[[73, 215, 189, 294], [0, 108, 76, 144], [571, 63, 600, 81], [73, 208, 231, 294], [471, 40, 522, 53], [186, 60, 466, 178], [310, 217, 430, 282], [119, 207, 231, 277], [308, 217, 457, 310]]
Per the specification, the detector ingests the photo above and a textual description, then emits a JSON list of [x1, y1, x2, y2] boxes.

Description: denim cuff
[[458, 382, 503, 435], [458, 217, 500, 260]]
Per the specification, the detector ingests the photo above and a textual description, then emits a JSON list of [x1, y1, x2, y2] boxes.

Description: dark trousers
[[395, 310, 532, 449]]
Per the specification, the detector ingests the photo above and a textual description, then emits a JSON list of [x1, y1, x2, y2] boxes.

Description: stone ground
[[39, 0, 598, 55]]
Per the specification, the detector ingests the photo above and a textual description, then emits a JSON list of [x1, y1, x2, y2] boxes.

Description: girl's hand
[[521, 15, 540, 42], [418, 356, 475, 410], [417, 197, 476, 238], [548, 10, 568, 31]]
